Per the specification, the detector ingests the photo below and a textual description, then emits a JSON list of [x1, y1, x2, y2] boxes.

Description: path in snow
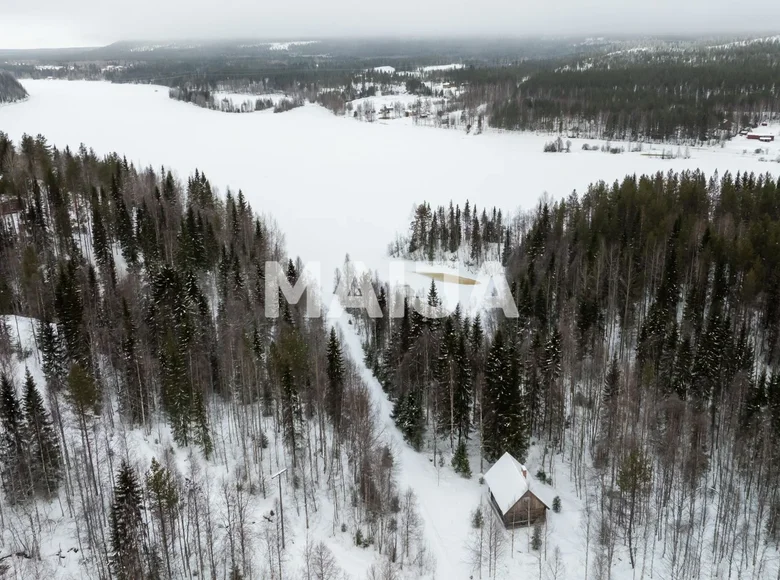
[[329, 301, 484, 580]]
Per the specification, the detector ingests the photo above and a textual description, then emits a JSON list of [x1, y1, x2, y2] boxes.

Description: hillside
[[355, 170, 780, 579], [0, 133, 431, 579], [0, 71, 27, 103]]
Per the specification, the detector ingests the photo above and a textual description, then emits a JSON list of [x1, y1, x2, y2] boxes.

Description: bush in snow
[[451, 440, 471, 478], [531, 523, 542, 550], [471, 506, 484, 529], [552, 496, 561, 513], [536, 468, 548, 483], [273, 96, 304, 113]]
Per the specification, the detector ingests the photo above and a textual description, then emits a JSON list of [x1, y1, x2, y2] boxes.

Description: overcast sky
[[2, 0, 779, 49]]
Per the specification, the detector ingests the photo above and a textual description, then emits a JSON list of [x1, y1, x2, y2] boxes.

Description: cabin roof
[[485, 452, 549, 514]]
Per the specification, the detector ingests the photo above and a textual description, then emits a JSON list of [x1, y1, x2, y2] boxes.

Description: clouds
[[1, 0, 779, 49]]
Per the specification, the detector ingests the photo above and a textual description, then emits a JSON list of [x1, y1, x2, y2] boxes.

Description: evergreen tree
[[502, 228, 512, 266], [192, 391, 212, 458], [121, 298, 147, 425], [470, 215, 482, 262], [91, 189, 116, 287], [392, 390, 424, 450], [146, 457, 179, 579], [482, 329, 528, 462], [22, 369, 62, 497], [326, 327, 345, 431], [38, 318, 66, 390], [426, 279, 441, 331], [110, 460, 146, 580], [453, 332, 472, 441], [604, 355, 621, 402], [0, 373, 31, 502], [451, 439, 471, 478]]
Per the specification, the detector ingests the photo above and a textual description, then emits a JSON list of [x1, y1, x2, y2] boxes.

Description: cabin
[[379, 105, 393, 120], [0, 197, 24, 216], [484, 452, 551, 528], [759, 135, 775, 142]]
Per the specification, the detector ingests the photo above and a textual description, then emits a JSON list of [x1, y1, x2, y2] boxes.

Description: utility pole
[[271, 468, 287, 550]]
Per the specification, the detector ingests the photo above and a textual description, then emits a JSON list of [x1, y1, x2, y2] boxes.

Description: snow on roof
[[484, 452, 531, 515]]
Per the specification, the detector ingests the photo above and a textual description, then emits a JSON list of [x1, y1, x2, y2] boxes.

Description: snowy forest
[[360, 170, 780, 578], [479, 44, 780, 141], [3, 127, 780, 579], [0, 133, 431, 579]]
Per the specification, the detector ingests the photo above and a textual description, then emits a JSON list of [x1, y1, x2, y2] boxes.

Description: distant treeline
[[168, 87, 302, 114], [478, 45, 780, 142]]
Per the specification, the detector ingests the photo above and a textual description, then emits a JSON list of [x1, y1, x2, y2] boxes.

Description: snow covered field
[[2, 79, 779, 579]]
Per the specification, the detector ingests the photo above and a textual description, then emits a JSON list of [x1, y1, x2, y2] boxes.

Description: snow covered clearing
[[419, 64, 464, 72], [332, 304, 588, 580]]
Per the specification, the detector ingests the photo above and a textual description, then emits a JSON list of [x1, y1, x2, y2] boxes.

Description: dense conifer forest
[[0, 133, 431, 579], [362, 169, 780, 576], [479, 44, 780, 140]]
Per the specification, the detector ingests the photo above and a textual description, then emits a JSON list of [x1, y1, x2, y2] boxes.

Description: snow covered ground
[[2, 79, 779, 578], [419, 64, 465, 72]]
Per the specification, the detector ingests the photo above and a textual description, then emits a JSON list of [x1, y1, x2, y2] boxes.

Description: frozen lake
[[1, 80, 776, 290]]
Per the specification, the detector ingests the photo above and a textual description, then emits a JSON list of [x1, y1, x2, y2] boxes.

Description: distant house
[[747, 133, 775, 142], [0, 197, 24, 216], [484, 452, 551, 528], [379, 105, 393, 120]]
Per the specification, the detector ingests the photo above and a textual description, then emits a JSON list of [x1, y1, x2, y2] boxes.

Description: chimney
[[521, 467, 528, 480]]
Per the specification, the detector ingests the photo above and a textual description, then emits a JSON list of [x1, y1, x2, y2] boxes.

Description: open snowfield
[[2, 79, 780, 579], [2, 80, 776, 296]]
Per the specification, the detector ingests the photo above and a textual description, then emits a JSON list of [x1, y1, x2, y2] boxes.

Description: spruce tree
[[0, 373, 31, 503], [392, 390, 424, 450], [453, 332, 472, 441], [22, 369, 62, 497], [483, 329, 528, 462], [146, 457, 179, 579], [426, 279, 441, 331], [470, 215, 482, 262], [110, 460, 146, 580], [38, 318, 66, 390], [91, 189, 116, 288], [326, 327, 344, 431], [502, 228, 512, 266], [192, 391, 212, 459], [451, 439, 471, 478], [604, 355, 621, 402], [121, 298, 147, 425]]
